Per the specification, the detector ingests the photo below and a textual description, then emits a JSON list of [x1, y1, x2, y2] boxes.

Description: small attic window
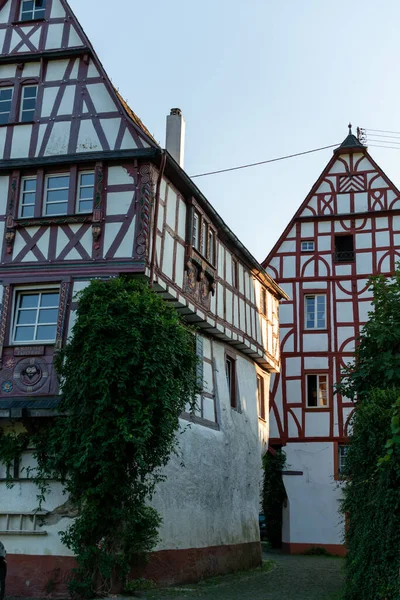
[[20, 0, 46, 22]]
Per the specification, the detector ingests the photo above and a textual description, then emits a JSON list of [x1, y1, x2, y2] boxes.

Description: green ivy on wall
[[0, 277, 200, 598]]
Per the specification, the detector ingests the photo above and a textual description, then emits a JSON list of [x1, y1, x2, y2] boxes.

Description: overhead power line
[[190, 143, 340, 179]]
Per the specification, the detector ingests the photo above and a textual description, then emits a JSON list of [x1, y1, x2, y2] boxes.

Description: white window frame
[[44, 173, 70, 216], [0, 87, 13, 125], [301, 240, 315, 252], [76, 171, 95, 214], [192, 211, 200, 250], [11, 286, 60, 346], [305, 294, 326, 330], [20, 0, 47, 21], [306, 373, 329, 408], [19, 176, 37, 219], [20, 85, 38, 123]]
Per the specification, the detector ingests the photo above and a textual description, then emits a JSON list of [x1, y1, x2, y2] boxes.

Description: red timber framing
[[263, 131, 400, 444]]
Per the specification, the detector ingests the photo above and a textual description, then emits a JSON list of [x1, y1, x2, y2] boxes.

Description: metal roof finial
[[348, 123, 352, 135]]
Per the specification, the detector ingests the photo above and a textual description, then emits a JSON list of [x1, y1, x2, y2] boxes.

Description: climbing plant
[[1, 277, 199, 598], [261, 449, 286, 548]]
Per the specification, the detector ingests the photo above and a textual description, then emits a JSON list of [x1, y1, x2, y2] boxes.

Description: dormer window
[[190, 207, 216, 266], [20, 0, 46, 22]]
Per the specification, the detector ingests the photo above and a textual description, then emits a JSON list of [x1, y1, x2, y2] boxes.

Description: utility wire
[[190, 143, 340, 178], [362, 128, 400, 136]]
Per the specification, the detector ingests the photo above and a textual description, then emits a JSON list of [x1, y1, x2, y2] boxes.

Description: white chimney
[[166, 108, 186, 169]]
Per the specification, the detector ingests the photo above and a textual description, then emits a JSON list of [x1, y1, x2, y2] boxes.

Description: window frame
[[19, 84, 38, 123], [190, 205, 217, 267], [334, 234, 355, 263], [260, 287, 267, 316], [334, 441, 349, 481], [257, 373, 266, 420], [0, 86, 13, 126], [76, 170, 95, 214], [11, 286, 60, 346], [44, 172, 70, 216], [304, 294, 327, 330], [19, 176, 37, 219], [232, 257, 239, 289], [225, 352, 237, 409], [306, 373, 329, 408], [19, 0, 47, 22], [301, 240, 315, 252]]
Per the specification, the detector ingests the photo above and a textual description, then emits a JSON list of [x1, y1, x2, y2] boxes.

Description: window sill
[[180, 412, 220, 431], [0, 121, 35, 127], [10, 341, 55, 347], [15, 214, 92, 227], [189, 246, 216, 272], [305, 406, 330, 411], [304, 328, 328, 333], [12, 19, 46, 25]]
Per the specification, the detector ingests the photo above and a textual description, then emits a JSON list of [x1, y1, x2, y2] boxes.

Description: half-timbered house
[[263, 128, 400, 555], [0, 0, 286, 595]]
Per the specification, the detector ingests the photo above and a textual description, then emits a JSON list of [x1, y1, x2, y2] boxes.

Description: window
[[0, 87, 13, 125], [305, 295, 326, 329], [19, 177, 37, 218], [77, 171, 95, 213], [257, 374, 265, 420], [225, 355, 236, 408], [306, 374, 328, 407], [20, 0, 47, 21], [260, 288, 267, 315], [334, 235, 354, 263], [301, 240, 314, 252], [232, 258, 239, 289], [192, 211, 200, 250], [45, 174, 70, 216], [20, 85, 38, 123], [338, 444, 349, 477], [208, 229, 215, 265], [13, 290, 60, 344]]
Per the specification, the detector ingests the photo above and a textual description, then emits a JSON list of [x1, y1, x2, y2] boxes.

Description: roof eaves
[[162, 151, 288, 301], [114, 89, 160, 148]]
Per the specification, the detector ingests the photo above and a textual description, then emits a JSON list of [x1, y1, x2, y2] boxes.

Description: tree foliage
[[341, 389, 400, 600], [338, 269, 400, 401], [337, 267, 400, 599], [29, 277, 199, 597], [261, 449, 286, 548]]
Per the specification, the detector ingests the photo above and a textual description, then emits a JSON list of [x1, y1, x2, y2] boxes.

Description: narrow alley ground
[[143, 551, 344, 600]]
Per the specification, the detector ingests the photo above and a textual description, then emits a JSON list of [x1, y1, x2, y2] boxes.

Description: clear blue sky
[[70, 0, 400, 263]]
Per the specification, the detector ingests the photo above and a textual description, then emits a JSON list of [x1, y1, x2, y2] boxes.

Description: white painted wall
[[152, 339, 266, 550], [282, 442, 344, 546]]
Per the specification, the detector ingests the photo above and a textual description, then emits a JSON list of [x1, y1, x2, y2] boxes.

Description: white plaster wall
[[282, 442, 344, 546], [152, 340, 264, 551]]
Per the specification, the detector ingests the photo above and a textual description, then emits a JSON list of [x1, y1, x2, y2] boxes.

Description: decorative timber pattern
[[0, 0, 157, 160], [263, 139, 400, 443]]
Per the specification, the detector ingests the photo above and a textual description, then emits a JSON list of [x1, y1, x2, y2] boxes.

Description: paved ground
[[141, 551, 344, 600]]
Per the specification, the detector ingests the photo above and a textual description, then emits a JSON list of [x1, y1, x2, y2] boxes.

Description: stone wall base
[[6, 541, 262, 597], [281, 542, 347, 557]]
